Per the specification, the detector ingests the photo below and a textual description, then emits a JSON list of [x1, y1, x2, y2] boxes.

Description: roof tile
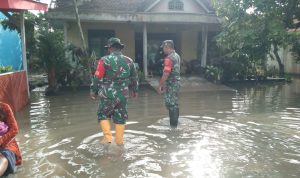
[[52, 0, 214, 13]]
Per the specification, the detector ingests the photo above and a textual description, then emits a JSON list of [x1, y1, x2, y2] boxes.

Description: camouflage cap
[[104, 37, 124, 48], [160, 40, 174, 49]]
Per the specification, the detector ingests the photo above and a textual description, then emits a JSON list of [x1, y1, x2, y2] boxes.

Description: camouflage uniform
[[164, 51, 181, 111], [91, 51, 138, 124], [160, 40, 181, 128]]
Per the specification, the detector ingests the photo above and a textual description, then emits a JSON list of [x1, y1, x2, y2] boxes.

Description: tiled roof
[[51, 0, 214, 13], [52, 0, 157, 13]]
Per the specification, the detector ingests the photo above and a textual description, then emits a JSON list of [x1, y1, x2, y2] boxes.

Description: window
[[168, 0, 184, 11], [88, 30, 115, 58]]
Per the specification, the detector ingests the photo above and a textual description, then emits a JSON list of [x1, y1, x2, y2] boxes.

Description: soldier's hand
[[132, 92, 138, 98], [157, 85, 164, 94], [90, 92, 97, 100]]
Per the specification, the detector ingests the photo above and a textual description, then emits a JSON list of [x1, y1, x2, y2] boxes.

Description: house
[[47, 0, 220, 78]]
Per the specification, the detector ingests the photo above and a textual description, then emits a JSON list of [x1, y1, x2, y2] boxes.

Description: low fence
[[0, 70, 28, 112]]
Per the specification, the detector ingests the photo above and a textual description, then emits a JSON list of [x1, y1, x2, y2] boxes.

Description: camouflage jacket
[[165, 51, 181, 84], [91, 51, 139, 98]]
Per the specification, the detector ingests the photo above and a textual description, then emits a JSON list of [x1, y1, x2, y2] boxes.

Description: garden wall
[[0, 71, 28, 112]]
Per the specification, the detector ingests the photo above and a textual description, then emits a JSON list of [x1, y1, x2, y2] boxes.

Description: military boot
[[99, 120, 113, 144], [115, 124, 125, 145], [169, 108, 179, 128]]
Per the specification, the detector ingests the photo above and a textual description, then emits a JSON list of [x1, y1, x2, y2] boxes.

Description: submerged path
[[13, 78, 300, 178], [147, 76, 234, 92]]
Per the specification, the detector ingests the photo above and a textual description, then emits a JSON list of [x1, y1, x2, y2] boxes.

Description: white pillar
[[201, 25, 208, 67], [143, 23, 148, 79], [20, 11, 30, 97]]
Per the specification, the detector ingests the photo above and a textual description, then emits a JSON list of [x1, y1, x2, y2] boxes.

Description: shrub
[[0, 65, 13, 74], [204, 65, 223, 83]]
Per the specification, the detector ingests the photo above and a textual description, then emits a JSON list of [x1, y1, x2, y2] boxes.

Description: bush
[[204, 65, 223, 83], [0, 65, 13, 74]]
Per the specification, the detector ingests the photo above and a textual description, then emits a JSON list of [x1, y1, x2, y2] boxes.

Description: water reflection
[[13, 81, 300, 177]]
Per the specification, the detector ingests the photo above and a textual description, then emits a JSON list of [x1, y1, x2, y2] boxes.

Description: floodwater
[[13, 78, 300, 178]]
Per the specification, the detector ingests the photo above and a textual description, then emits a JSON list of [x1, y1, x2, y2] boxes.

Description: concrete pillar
[[20, 11, 30, 97], [201, 25, 208, 67], [143, 23, 148, 79]]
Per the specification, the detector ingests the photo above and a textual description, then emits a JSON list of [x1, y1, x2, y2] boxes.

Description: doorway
[[135, 32, 176, 75]]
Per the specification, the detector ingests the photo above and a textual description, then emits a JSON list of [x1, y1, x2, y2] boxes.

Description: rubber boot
[[99, 120, 113, 144], [169, 108, 179, 128], [175, 108, 179, 121], [115, 124, 125, 145]]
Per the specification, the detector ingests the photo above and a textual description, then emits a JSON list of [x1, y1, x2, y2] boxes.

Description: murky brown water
[[12, 79, 300, 178]]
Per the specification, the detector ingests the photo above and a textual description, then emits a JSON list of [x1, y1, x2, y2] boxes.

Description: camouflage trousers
[[164, 81, 180, 111], [97, 95, 128, 124]]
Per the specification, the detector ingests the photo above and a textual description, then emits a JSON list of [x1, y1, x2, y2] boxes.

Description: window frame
[[168, 0, 184, 11]]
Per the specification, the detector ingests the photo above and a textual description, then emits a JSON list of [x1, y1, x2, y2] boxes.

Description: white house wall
[[149, 0, 207, 14], [283, 47, 300, 74], [181, 30, 198, 62], [67, 22, 83, 48], [267, 46, 300, 75], [67, 20, 209, 61], [67, 22, 135, 58]]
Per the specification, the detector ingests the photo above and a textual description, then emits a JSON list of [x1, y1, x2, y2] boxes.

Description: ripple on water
[[16, 82, 300, 178]]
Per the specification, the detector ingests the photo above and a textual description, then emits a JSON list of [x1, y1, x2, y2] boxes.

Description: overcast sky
[[40, 0, 51, 5], [30, 0, 52, 14]]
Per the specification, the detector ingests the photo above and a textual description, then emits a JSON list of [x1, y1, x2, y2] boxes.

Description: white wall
[[150, 0, 206, 14]]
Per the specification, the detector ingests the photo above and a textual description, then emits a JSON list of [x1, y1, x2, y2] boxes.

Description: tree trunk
[[72, 0, 87, 52], [273, 44, 284, 77], [72, 0, 94, 77], [46, 66, 57, 94]]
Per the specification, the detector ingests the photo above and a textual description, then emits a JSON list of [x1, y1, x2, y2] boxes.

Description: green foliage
[[212, 0, 300, 77], [267, 66, 279, 77], [284, 74, 292, 82], [221, 59, 249, 81], [34, 14, 67, 92], [211, 56, 268, 82], [204, 65, 223, 83], [0, 65, 13, 74], [37, 31, 65, 69], [62, 48, 97, 90], [138, 71, 145, 83], [79, 50, 98, 75]]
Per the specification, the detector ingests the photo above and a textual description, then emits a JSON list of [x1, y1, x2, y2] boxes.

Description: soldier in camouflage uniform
[[90, 37, 139, 145], [158, 40, 181, 128]]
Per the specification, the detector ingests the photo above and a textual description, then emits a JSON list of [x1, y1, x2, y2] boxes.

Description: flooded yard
[[12, 78, 300, 178]]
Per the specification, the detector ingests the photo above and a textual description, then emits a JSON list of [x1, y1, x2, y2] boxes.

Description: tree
[[213, 0, 300, 77], [36, 14, 67, 94]]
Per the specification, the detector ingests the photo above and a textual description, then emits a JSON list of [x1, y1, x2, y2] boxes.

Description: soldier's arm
[[159, 72, 170, 87], [123, 56, 138, 97], [90, 59, 105, 97], [158, 57, 172, 93]]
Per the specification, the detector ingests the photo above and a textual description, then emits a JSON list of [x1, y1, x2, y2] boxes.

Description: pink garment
[[0, 121, 8, 136]]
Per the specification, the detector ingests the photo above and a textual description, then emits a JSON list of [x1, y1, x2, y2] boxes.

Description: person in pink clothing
[[0, 102, 22, 176]]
